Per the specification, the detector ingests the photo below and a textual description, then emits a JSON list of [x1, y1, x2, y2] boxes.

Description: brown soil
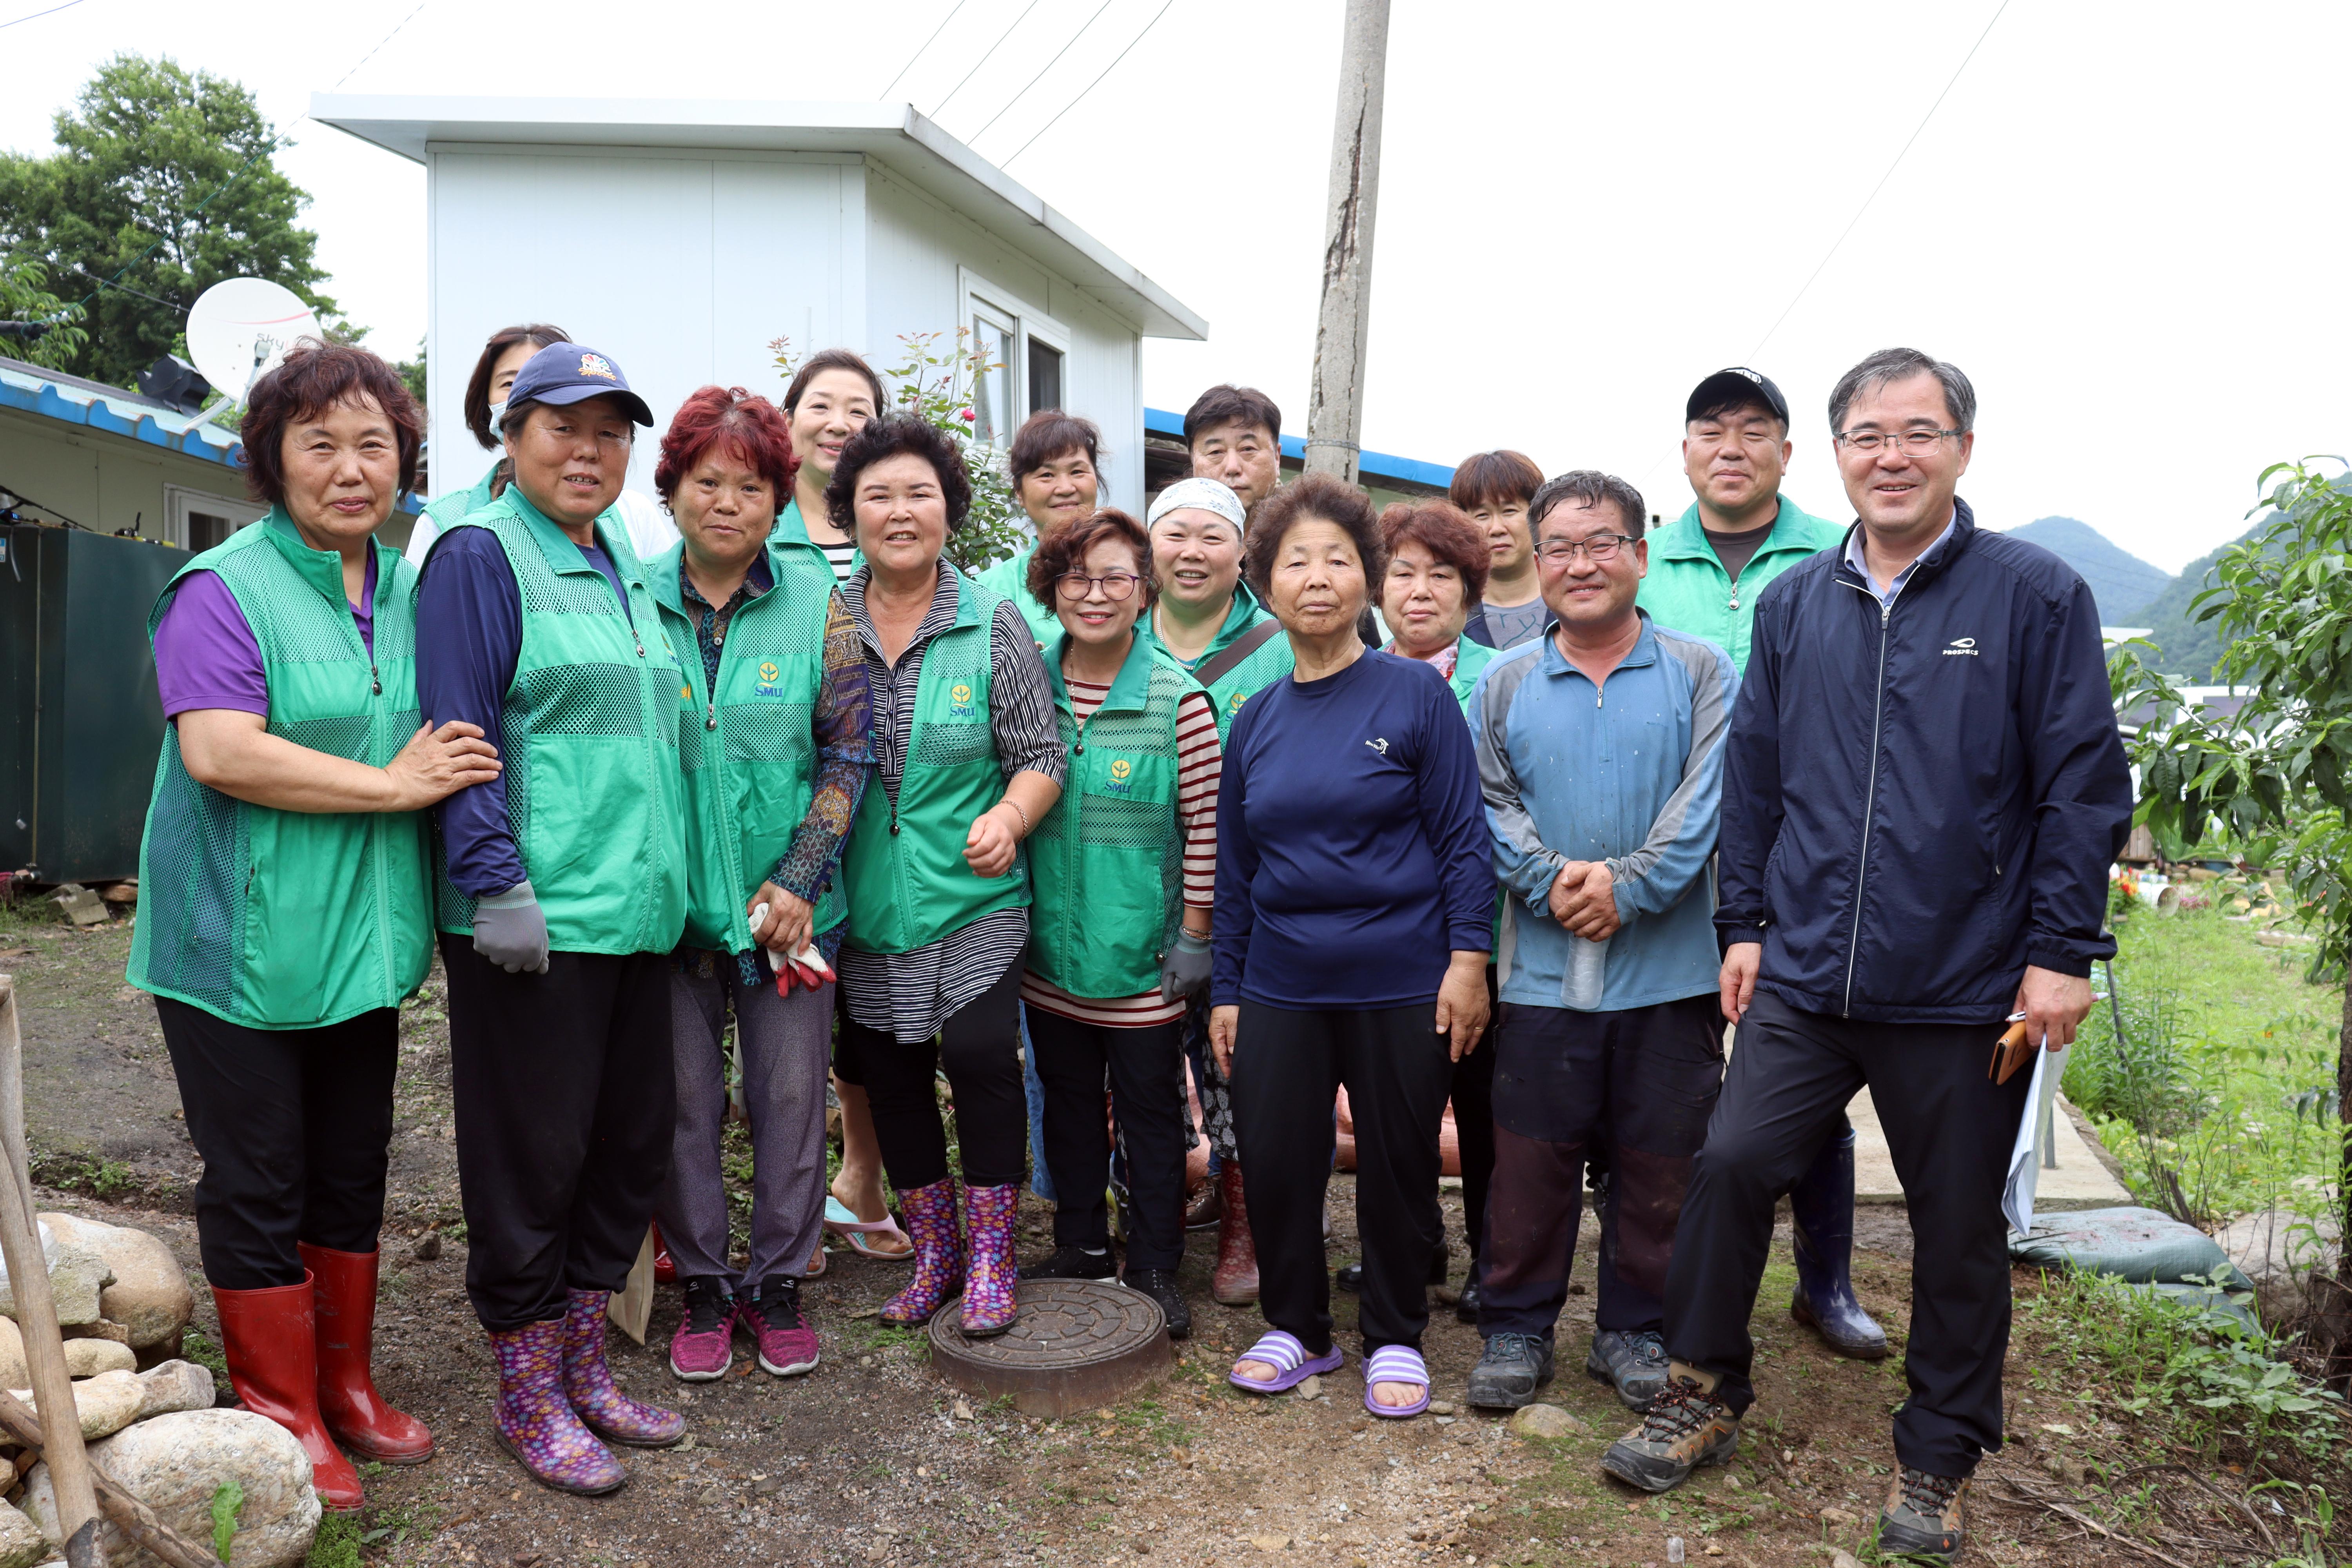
[[1, 902, 2320, 1566]]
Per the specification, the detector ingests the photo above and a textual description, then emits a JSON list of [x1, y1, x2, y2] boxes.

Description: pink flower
[[958, 407, 975, 422]]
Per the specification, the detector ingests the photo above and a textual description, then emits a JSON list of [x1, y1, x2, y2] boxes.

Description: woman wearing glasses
[[1015, 508, 1221, 1338]]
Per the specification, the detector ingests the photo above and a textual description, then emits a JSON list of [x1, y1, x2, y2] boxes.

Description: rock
[[62, 1321, 129, 1348], [12, 1369, 141, 1440], [0, 1504, 44, 1568], [1831, 1553, 1863, 1568], [1427, 1400, 1458, 1416], [410, 1232, 443, 1262], [60, 1339, 132, 1379], [1505, 1403, 1586, 1440], [0, 1318, 25, 1391], [25, 1409, 319, 1567], [132, 1360, 214, 1420], [0, 1247, 112, 1328], [1820, 1505, 1861, 1529], [1295, 1375, 1322, 1401], [1247, 1536, 1290, 1553], [37, 1216, 192, 1353]]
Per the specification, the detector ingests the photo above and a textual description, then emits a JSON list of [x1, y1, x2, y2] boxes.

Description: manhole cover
[[927, 1279, 1169, 1417]]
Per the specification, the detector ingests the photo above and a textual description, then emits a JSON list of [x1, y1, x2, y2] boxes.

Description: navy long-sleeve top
[[414, 524, 633, 899], [1210, 648, 1496, 1009]]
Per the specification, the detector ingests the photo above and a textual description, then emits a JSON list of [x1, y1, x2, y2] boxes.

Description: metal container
[[0, 525, 179, 882]]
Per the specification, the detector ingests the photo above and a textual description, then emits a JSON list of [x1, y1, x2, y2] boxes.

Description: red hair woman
[[647, 387, 875, 1385]]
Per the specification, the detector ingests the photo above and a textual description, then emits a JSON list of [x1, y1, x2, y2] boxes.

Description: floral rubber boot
[[561, 1289, 687, 1447], [879, 1179, 965, 1328], [960, 1183, 1023, 1338], [488, 1317, 625, 1496]]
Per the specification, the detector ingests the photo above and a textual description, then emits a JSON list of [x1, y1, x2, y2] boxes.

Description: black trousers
[[1478, 994, 1723, 1339], [1666, 989, 2033, 1477], [1025, 1006, 1187, 1269], [157, 997, 398, 1292], [442, 936, 675, 1333], [1230, 1000, 1453, 1357], [1449, 967, 1500, 1276], [846, 960, 1027, 1190]]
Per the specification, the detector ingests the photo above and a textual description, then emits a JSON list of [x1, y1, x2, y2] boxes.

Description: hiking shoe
[[1334, 1263, 1364, 1293], [1465, 1332, 1554, 1409], [1878, 1467, 1969, 1563], [1124, 1267, 1191, 1340], [1598, 1376, 1739, 1494], [1586, 1328, 1670, 1410], [1019, 1245, 1116, 1281], [666, 1278, 738, 1382], [1454, 1274, 1482, 1326], [750, 1276, 820, 1377]]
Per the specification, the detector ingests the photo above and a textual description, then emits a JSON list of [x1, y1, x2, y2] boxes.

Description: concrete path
[[1849, 1085, 2130, 1209]]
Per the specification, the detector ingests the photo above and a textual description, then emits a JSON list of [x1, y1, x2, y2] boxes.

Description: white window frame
[[956, 267, 1072, 450], [163, 484, 267, 552]]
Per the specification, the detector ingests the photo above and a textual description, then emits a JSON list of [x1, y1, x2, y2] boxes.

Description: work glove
[[473, 880, 550, 975], [1159, 930, 1213, 1004]]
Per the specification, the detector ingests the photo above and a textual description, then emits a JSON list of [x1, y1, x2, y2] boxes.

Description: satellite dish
[[185, 279, 322, 407]]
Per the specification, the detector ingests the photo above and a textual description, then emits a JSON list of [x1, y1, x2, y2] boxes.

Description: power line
[[969, 0, 1119, 145], [1740, 0, 2014, 363], [932, 0, 1047, 120], [332, 0, 429, 90], [0, 0, 85, 32], [881, 0, 976, 99], [1002, 0, 1178, 167]]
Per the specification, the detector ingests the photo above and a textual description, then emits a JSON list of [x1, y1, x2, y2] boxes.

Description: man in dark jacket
[[1600, 348, 2131, 1566]]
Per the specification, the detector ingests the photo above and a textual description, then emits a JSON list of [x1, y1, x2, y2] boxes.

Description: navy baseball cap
[[507, 342, 654, 426], [1686, 367, 1790, 428]]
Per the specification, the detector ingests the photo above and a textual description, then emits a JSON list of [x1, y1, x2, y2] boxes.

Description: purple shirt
[[153, 552, 378, 720]]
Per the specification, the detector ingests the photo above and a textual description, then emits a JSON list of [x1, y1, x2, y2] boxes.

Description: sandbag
[[2008, 1205, 2253, 1290]]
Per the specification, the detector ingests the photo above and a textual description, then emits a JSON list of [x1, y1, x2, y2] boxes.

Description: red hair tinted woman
[[646, 387, 873, 1383]]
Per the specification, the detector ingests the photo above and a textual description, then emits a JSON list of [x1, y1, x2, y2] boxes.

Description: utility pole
[[1302, 0, 1390, 484]]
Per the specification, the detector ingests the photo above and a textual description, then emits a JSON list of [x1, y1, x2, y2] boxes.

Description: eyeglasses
[[1534, 534, 1637, 565], [1835, 428, 1961, 455], [1056, 571, 1143, 601]]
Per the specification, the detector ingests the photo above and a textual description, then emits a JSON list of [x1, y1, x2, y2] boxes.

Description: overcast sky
[[7, 0, 2343, 571]]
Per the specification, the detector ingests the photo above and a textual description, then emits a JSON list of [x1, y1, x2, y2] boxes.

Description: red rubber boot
[[212, 1275, 366, 1511], [300, 1243, 436, 1465]]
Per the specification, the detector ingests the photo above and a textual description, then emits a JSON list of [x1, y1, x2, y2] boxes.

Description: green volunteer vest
[[420, 463, 499, 544], [429, 489, 687, 955], [1024, 633, 1194, 998], [128, 513, 432, 1029], [1142, 582, 1296, 742], [842, 567, 1030, 955], [974, 541, 1062, 647], [652, 530, 846, 955], [1448, 634, 1499, 715]]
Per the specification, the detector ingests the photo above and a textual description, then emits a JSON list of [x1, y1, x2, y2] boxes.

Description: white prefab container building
[[310, 96, 1206, 515]]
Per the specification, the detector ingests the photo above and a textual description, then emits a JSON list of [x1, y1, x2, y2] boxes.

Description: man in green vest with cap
[[416, 341, 691, 1496], [1635, 366, 1886, 1362]]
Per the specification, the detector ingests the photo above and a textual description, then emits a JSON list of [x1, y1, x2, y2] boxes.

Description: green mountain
[[2135, 524, 2265, 682], [2004, 516, 2173, 624]]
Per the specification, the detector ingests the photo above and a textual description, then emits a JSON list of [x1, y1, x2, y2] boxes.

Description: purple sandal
[[1228, 1330, 1344, 1395], [1364, 1345, 1432, 1419]]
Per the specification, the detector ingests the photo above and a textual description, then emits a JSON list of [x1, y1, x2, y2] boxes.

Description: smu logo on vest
[[1943, 637, 1980, 657], [754, 660, 786, 697], [1227, 690, 1247, 715], [1104, 758, 1136, 794], [949, 682, 976, 716]]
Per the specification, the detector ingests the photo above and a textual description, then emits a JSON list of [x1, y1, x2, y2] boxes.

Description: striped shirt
[[818, 543, 858, 583], [834, 563, 1067, 1043], [1020, 677, 1222, 1029]]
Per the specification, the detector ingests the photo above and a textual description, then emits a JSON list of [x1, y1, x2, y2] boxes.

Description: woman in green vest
[[1014, 508, 1222, 1340], [401, 322, 570, 567], [830, 414, 1066, 1339], [1368, 499, 1501, 1323], [645, 386, 873, 1387], [415, 342, 690, 1496], [131, 341, 500, 1510], [975, 410, 1103, 646]]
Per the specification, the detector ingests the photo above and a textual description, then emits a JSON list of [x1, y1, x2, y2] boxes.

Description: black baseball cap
[[1686, 367, 1790, 428], [506, 342, 654, 426]]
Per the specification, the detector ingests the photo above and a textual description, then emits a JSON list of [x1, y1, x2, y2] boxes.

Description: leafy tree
[[2113, 458, 2352, 1381], [0, 254, 88, 371], [0, 53, 343, 388], [393, 338, 426, 412]]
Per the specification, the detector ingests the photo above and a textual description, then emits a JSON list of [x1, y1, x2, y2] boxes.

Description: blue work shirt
[[1469, 612, 1736, 1011]]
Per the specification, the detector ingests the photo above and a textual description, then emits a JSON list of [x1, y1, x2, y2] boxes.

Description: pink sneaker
[[750, 1276, 820, 1377], [668, 1278, 739, 1382]]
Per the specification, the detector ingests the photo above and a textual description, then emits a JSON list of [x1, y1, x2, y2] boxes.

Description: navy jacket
[[1716, 499, 2132, 1025]]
